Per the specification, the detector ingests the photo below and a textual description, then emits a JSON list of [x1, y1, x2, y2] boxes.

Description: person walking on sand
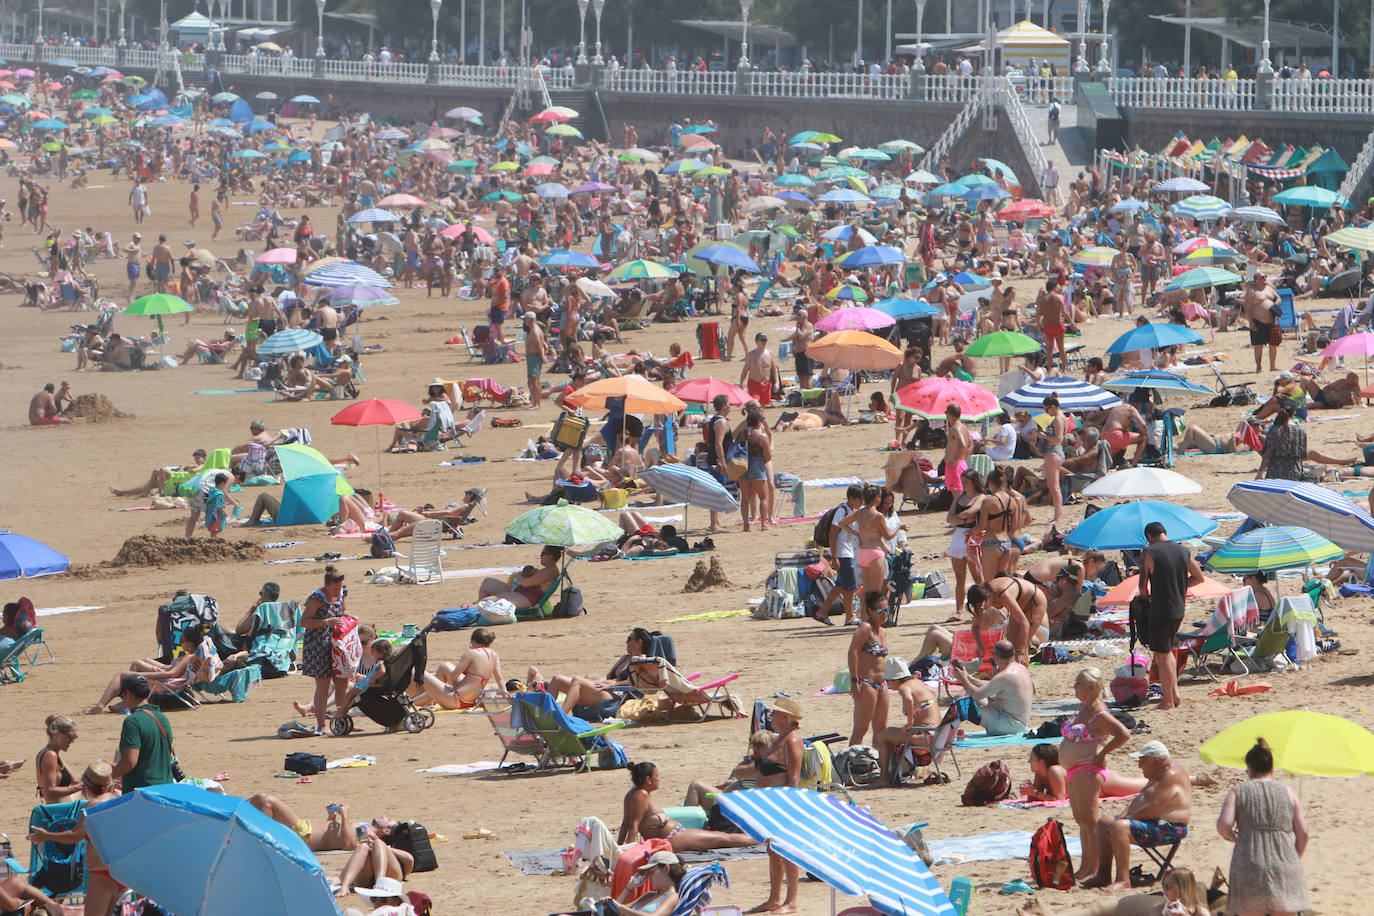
[[125, 232, 143, 300], [129, 177, 148, 225], [523, 311, 552, 410], [1217, 738, 1310, 916], [1139, 521, 1204, 711]]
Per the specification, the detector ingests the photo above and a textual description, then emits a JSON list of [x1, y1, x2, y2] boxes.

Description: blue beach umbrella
[[246, 119, 277, 132], [1230, 205, 1286, 225], [962, 183, 1010, 201], [718, 787, 956, 916], [662, 158, 707, 175], [254, 328, 324, 357], [541, 249, 602, 269], [289, 94, 321, 104], [0, 530, 69, 580], [1228, 480, 1374, 553], [1171, 195, 1232, 220], [1105, 322, 1205, 354], [274, 443, 353, 525], [837, 245, 906, 268], [322, 285, 399, 307], [1065, 501, 1218, 550], [1162, 266, 1244, 292], [774, 173, 815, 187], [32, 118, 67, 130], [1000, 376, 1121, 413], [1272, 186, 1352, 210], [1111, 198, 1149, 213], [232, 149, 266, 159], [1101, 370, 1214, 396], [287, 149, 310, 163], [871, 297, 941, 319], [693, 244, 761, 272], [640, 464, 739, 515], [85, 784, 341, 916], [818, 188, 873, 205], [212, 91, 240, 103], [535, 181, 570, 199], [301, 261, 393, 288], [346, 207, 401, 224], [1154, 176, 1209, 193]]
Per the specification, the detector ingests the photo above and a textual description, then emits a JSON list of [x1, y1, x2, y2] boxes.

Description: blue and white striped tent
[[999, 376, 1120, 413], [1228, 479, 1374, 553], [717, 787, 955, 916], [301, 262, 394, 289]]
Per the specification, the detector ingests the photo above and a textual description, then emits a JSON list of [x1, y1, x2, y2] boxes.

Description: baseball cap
[[638, 851, 680, 871], [1130, 740, 1170, 760]]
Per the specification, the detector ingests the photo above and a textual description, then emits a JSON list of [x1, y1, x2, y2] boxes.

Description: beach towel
[[926, 829, 1083, 866], [1209, 679, 1272, 697], [416, 761, 502, 775], [326, 754, 376, 769], [35, 605, 104, 617], [501, 845, 762, 876], [657, 609, 753, 623], [1223, 586, 1260, 629], [955, 734, 1060, 749]]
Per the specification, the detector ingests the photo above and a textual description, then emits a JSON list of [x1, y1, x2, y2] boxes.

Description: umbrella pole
[[375, 426, 383, 508]]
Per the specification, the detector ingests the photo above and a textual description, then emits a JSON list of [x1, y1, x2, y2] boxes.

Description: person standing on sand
[[129, 177, 148, 225], [1243, 271, 1280, 373], [739, 333, 778, 407], [943, 403, 972, 493], [1139, 521, 1203, 712], [125, 231, 143, 300], [151, 234, 173, 295], [747, 697, 804, 915], [1036, 279, 1069, 370], [523, 311, 552, 410], [1217, 738, 1310, 916], [188, 183, 200, 226]]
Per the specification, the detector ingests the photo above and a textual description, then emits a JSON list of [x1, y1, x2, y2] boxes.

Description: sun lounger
[[509, 691, 627, 772], [626, 657, 743, 720]]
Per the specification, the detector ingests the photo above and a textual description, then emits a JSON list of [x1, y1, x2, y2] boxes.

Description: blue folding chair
[[28, 800, 87, 901], [0, 628, 53, 684]]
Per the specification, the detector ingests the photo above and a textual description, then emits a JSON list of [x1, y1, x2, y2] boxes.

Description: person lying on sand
[[619, 761, 757, 852], [1019, 742, 1216, 803], [250, 794, 369, 852], [109, 448, 207, 497]]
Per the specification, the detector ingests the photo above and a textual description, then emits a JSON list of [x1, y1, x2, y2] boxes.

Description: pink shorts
[[945, 459, 968, 491]]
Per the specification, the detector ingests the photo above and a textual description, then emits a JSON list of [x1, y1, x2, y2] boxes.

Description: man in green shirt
[[110, 674, 175, 792]]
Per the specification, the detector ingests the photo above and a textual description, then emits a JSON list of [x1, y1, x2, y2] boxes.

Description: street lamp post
[[159, 0, 168, 51], [36, 0, 44, 43], [1073, 0, 1088, 73], [315, 0, 326, 58], [430, 0, 442, 61], [591, 0, 604, 65], [1258, 0, 1272, 73], [912, 0, 927, 72], [739, 0, 752, 68], [1096, 0, 1110, 73], [576, 0, 588, 64]]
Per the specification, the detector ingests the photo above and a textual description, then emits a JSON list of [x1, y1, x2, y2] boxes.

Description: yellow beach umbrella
[[1200, 710, 1374, 777]]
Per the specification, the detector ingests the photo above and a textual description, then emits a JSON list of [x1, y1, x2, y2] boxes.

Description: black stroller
[[330, 624, 438, 736]]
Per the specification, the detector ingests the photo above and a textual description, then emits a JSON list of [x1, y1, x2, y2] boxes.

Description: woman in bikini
[[966, 576, 1049, 664], [748, 697, 805, 915], [837, 484, 906, 598], [846, 591, 891, 747], [1039, 394, 1068, 526], [36, 715, 83, 805], [1022, 743, 1215, 803], [973, 465, 1019, 583], [410, 628, 504, 710], [1063, 667, 1132, 881], [619, 762, 758, 852], [946, 470, 987, 616], [477, 545, 562, 608], [527, 627, 653, 718]]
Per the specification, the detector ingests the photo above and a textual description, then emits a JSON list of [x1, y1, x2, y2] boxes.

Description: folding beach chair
[[457, 326, 485, 362], [28, 800, 87, 901], [450, 409, 486, 447], [889, 696, 969, 786], [416, 401, 458, 451], [625, 657, 743, 720], [670, 863, 730, 916], [1129, 824, 1188, 887], [232, 600, 302, 677], [193, 665, 263, 703], [0, 628, 51, 684], [1175, 601, 1250, 681], [479, 689, 545, 768], [1209, 364, 1257, 406], [509, 691, 627, 772]]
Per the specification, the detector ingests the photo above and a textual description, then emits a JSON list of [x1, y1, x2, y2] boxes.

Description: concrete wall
[[946, 106, 1046, 198]]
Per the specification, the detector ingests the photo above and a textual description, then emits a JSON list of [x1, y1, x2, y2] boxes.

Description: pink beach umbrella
[[895, 376, 999, 419], [254, 247, 298, 265], [1321, 331, 1374, 384], [815, 306, 897, 334]]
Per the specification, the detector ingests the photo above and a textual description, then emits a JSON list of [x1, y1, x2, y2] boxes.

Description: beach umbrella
[[1230, 205, 1286, 225], [808, 330, 903, 371], [525, 162, 557, 177], [347, 207, 400, 224], [541, 249, 602, 269], [482, 190, 523, 203], [445, 105, 481, 119], [640, 465, 740, 531], [1273, 186, 1351, 210], [446, 160, 478, 172], [378, 193, 426, 208], [1323, 225, 1374, 251], [608, 259, 676, 282], [1110, 198, 1149, 213], [825, 284, 869, 301], [1319, 331, 1374, 383], [718, 787, 957, 916], [85, 784, 340, 916], [1179, 243, 1244, 266], [439, 222, 493, 243], [254, 247, 298, 265], [1000, 199, 1055, 221], [816, 307, 896, 333], [662, 158, 707, 175], [254, 328, 324, 357], [124, 293, 192, 341], [905, 169, 941, 184], [1206, 525, 1344, 573], [1105, 322, 1205, 354], [1096, 573, 1232, 607], [32, 118, 66, 130], [274, 443, 353, 525], [871, 297, 941, 320], [300, 261, 392, 289], [1162, 266, 1244, 291], [1000, 376, 1121, 413], [1101, 370, 1213, 396], [818, 188, 872, 205], [322, 286, 399, 307], [1173, 235, 1233, 255], [211, 91, 240, 102], [1083, 467, 1203, 499], [837, 245, 906, 268], [963, 184, 1010, 201], [571, 181, 616, 195], [774, 173, 815, 187], [14, 68, 35, 78], [692, 244, 760, 273], [332, 399, 422, 498], [619, 147, 660, 162], [530, 105, 579, 123], [896, 376, 999, 419], [373, 127, 409, 140], [1171, 195, 1233, 220], [963, 330, 1041, 358], [564, 377, 686, 414], [871, 184, 906, 202], [506, 499, 622, 547], [821, 225, 877, 245], [1069, 245, 1120, 267], [679, 134, 718, 151], [670, 377, 751, 406], [880, 138, 924, 153], [0, 530, 69, 579], [576, 277, 616, 299], [1228, 480, 1374, 553], [1200, 711, 1374, 777], [1154, 176, 1210, 193], [545, 123, 583, 138], [744, 196, 788, 212], [150, 114, 185, 127], [1065, 501, 1218, 550]]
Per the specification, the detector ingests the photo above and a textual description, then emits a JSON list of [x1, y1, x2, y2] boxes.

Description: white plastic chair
[[395, 519, 444, 584], [452, 409, 486, 447]]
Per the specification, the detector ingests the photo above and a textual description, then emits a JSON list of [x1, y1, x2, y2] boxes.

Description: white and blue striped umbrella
[[301, 261, 394, 289], [640, 464, 739, 514], [1230, 205, 1286, 226], [817, 188, 873, 205], [1110, 198, 1149, 213], [254, 328, 324, 356], [717, 787, 955, 916], [1154, 176, 1210, 193], [1000, 376, 1121, 413], [346, 207, 400, 224], [1228, 480, 1374, 553], [1170, 195, 1233, 220]]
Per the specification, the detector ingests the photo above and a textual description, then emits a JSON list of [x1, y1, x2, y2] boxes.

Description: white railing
[[995, 76, 1048, 196], [434, 63, 518, 88], [1339, 123, 1374, 203], [1272, 77, 1374, 114], [921, 73, 982, 103], [1013, 73, 1073, 104], [1107, 76, 1255, 110], [921, 78, 987, 170], [602, 67, 737, 95], [752, 70, 907, 99]]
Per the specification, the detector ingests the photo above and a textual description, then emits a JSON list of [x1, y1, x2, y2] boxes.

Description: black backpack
[[387, 821, 438, 873], [812, 504, 844, 549], [553, 584, 585, 618], [369, 527, 395, 559]]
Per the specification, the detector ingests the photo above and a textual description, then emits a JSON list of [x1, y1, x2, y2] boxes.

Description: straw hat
[[83, 761, 112, 787], [427, 377, 447, 388], [766, 696, 804, 720]]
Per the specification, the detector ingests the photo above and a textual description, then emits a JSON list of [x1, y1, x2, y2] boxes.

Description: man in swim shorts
[[1081, 740, 1193, 890], [1243, 271, 1281, 373], [28, 384, 70, 425], [943, 403, 972, 491]]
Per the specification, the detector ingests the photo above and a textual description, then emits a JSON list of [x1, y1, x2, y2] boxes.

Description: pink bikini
[[1062, 709, 1110, 782]]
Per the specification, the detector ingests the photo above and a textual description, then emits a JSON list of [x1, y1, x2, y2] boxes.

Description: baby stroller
[[330, 624, 438, 736]]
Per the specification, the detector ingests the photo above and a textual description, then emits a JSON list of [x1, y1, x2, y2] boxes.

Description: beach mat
[[36, 605, 105, 617], [955, 734, 1062, 749], [417, 761, 502, 775], [503, 845, 764, 876], [192, 389, 262, 395], [925, 829, 1082, 866]]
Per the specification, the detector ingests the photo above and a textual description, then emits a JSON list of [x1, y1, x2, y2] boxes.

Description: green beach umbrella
[[880, 139, 924, 153], [123, 75, 147, 88], [488, 160, 519, 171], [124, 293, 192, 340], [1, 93, 30, 107], [964, 330, 1042, 357], [545, 123, 583, 138], [482, 190, 522, 202], [695, 165, 730, 177], [1162, 266, 1244, 292], [1205, 525, 1344, 574], [608, 259, 676, 281], [1323, 225, 1374, 252], [447, 159, 477, 172], [505, 498, 622, 548], [72, 89, 99, 100], [810, 132, 842, 144]]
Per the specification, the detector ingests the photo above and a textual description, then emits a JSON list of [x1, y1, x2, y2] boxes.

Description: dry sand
[[2, 158, 1372, 915]]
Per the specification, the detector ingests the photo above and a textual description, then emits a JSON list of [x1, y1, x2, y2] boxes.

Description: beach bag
[[369, 527, 396, 559], [476, 597, 517, 625], [284, 752, 327, 776], [387, 821, 438, 873], [554, 585, 586, 618], [833, 745, 883, 788], [960, 759, 1013, 806], [755, 588, 794, 620], [430, 607, 481, 631], [922, 571, 952, 599], [619, 696, 673, 723], [724, 438, 749, 481], [1111, 675, 1149, 706], [1029, 818, 1075, 890], [331, 615, 363, 679]]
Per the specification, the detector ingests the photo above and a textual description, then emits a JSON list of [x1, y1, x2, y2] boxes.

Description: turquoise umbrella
[[1065, 501, 1217, 550], [1163, 266, 1244, 291], [505, 499, 622, 547], [1272, 186, 1352, 210], [275, 443, 353, 525], [1205, 525, 1344, 573]]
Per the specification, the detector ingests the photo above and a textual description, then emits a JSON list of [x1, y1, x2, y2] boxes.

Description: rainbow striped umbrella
[[1069, 245, 1120, 267], [1205, 525, 1344, 573]]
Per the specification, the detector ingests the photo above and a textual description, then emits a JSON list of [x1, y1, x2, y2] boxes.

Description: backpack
[[1048, 102, 1061, 122], [284, 752, 327, 775], [960, 759, 1013, 806], [369, 527, 395, 559], [553, 584, 585, 618], [833, 745, 884, 788], [812, 504, 845, 550], [387, 821, 438, 873], [1029, 818, 1075, 890], [430, 606, 481, 631]]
